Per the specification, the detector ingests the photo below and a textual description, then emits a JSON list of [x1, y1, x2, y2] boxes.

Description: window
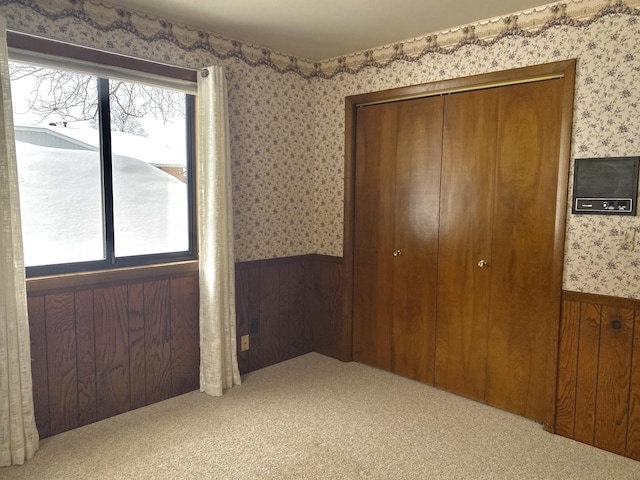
[[8, 42, 196, 277]]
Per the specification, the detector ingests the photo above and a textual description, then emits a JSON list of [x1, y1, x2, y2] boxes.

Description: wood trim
[[236, 254, 342, 270], [28, 255, 344, 294], [563, 290, 640, 311], [342, 96, 358, 363], [345, 60, 576, 107], [26, 261, 199, 295], [7, 31, 197, 82]]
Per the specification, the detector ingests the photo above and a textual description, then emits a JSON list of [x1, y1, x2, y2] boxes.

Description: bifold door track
[[357, 73, 564, 108]]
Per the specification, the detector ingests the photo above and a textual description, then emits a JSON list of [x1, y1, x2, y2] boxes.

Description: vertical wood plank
[[94, 285, 130, 420], [574, 303, 601, 445], [287, 260, 310, 359], [27, 296, 50, 438], [128, 283, 146, 409], [259, 265, 281, 368], [594, 306, 634, 456], [235, 267, 250, 374], [555, 300, 581, 438], [311, 260, 347, 362], [627, 309, 640, 460], [144, 280, 172, 404], [278, 263, 290, 363], [45, 293, 78, 435], [75, 290, 97, 426], [170, 275, 200, 396], [247, 266, 261, 372]]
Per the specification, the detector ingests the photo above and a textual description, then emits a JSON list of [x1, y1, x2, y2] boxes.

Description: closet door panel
[[485, 79, 564, 424], [391, 97, 443, 383], [352, 102, 398, 370], [435, 89, 499, 400]]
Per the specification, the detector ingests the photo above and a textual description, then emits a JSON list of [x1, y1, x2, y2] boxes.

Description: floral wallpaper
[[1, 0, 640, 298]]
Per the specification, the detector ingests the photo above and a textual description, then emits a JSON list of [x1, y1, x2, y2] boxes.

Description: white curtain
[[197, 66, 241, 396], [0, 18, 40, 466]]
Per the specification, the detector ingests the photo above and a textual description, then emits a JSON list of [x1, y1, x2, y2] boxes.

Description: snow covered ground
[[16, 141, 189, 267]]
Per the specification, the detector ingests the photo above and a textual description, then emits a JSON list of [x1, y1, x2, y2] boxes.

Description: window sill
[[26, 260, 199, 295]]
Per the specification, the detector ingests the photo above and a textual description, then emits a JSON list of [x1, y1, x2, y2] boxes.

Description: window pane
[[10, 62, 105, 267], [109, 80, 189, 257]]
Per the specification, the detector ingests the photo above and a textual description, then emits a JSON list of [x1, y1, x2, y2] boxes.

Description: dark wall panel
[[27, 255, 344, 438], [235, 255, 344, 374], [94, 285, 131, 421], [75, 290, 97, 427], [128, 283, 146, 410], [170, 276, 200, 396], [27, 272, 200, 438], [27, 296, 49, 438], [45, 293, 78, 435], [144, 280, 172, 404], [557, 291, 640, 461]]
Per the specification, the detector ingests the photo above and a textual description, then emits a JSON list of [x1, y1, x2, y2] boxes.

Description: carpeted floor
[[3, 353, 640, 479]]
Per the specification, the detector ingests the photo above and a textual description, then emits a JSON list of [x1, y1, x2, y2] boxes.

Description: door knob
[[477, 260, 487, 268], [393, 250, 402, 257]]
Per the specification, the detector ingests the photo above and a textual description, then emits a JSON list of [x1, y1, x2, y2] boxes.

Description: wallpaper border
[[1, 0, 639, 79]]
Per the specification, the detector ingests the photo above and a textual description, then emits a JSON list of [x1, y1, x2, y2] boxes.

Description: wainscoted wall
[[556, 291, 640, 461], [26, 255, 344, 439], [27, 271, 200, 439], [235, 255, 346, 373]]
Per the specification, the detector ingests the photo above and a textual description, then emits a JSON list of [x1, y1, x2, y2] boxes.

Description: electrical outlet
[[240, 335, 249, 352]]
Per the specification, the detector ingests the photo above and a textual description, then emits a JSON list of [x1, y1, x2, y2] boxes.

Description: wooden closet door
[[435, 88, 499, 401], [485, 78, 565, 425], [352, 102, 397, 372], [353, 97, 443, 383]]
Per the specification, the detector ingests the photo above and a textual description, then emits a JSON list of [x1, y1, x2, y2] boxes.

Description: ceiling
[[105, 0, 552, 60]]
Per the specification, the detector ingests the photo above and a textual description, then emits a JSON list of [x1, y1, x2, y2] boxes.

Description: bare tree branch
[[9, 62, 185, 135]]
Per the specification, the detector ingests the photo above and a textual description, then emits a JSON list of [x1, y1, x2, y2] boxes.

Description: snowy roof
[[14, 124, 186, 167]]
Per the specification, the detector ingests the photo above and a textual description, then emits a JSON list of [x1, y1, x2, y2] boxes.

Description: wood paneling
[[94, 285, 130, 421], [555, 300, 580, 438], [170, 276, 199, 396], [27, 271, 200, 438], [574, 303, 601, 444], [144, 280, 172, 404], [311, 258, 348, 362], [627, 320, 640, 460], [27, 296, 49, 438], [556, 291, 640, 461], [235, 255, 342, 373], [27, 255, 343, 438], [75, 290, 97, 426], [594, 306, 634, 455], [128, 283, 146, 410], [45, 293, 78, 435]]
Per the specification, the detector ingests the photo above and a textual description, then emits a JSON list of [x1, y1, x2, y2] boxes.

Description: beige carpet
[[3, 353, 640, 479]]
